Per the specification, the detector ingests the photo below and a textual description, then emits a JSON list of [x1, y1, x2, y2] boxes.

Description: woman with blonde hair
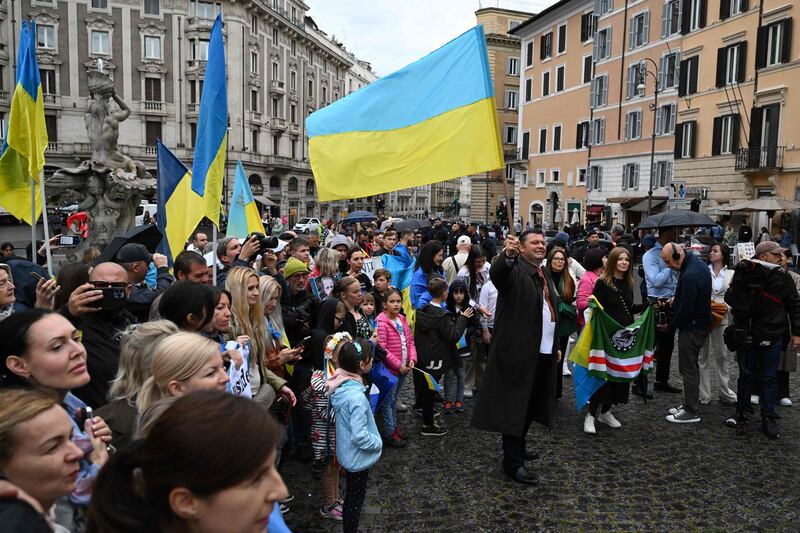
[[260, 276, 302, 379], [308, 247, 340, 299], [95, 320, 180, 450], [136, 332, 230, 413]]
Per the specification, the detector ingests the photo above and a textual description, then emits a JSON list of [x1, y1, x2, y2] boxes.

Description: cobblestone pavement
[[280, 353, 800, 532]]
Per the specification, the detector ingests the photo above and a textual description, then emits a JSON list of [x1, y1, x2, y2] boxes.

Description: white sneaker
[[463, 389, 474, 398], [668, 404, 684, 416], [750, 394, 759, 405], [780, 397, 793, 407], [597, 410, 621, 428], [583, 413, 596, 434], [562, 361, 572, 376]]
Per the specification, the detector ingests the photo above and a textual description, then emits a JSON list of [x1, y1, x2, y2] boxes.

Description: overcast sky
[[307, 0, 556, 76]]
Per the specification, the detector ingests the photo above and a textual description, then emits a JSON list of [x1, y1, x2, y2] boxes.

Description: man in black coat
[[471, 230, 560, 485]]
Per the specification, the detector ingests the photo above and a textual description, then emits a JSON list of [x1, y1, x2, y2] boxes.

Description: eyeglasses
[[90, 281, 129, 288], [334, 314, 347, 322], [550, 257, 566, 262]]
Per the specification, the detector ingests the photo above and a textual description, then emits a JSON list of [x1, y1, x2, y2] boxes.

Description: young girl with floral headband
[[302, 331, 352, 521]]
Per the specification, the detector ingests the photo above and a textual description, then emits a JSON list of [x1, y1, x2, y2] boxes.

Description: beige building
[[674, 0, 799, 235], [3, 0, 377, 225], [462, 6, 533, 223], [511, 0, 593, 230]]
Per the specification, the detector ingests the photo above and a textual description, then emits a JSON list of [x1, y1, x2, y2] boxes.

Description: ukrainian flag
[[227, 161, 265, 239], [0, 21, 48, 224], [414, 367, 440, 393], [381, 244, 416, 329], [306, 25, 503, 201], [191, 14, 227, 226], [156, 140, 204, 263]]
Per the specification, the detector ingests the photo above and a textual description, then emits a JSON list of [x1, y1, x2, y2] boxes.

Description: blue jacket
[[331, 379, 382, 472], [410, 267, 444, 310], [643, 242, 677, 298], [669, 252, 712, 332]]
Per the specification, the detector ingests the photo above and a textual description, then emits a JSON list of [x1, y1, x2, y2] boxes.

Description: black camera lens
[[264, 236, 279, 249]]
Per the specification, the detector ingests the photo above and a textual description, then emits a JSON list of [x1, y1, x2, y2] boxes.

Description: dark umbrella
[[94, 224, 164, 265], [340, 210, 377, 224], [394, 218, 432, 232], [637, 209, 715, 230]]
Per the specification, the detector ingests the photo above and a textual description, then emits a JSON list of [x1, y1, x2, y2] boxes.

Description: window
[[551, 169, 561, 183], [144, 77, 161, 101], [590, 117, 605, 145], [308, 79, 314, 97], [540, 32, 552, 60], [291, 39, 297, 56], [521, 131, 530, 159], [273, 135, 279, 155], [595, 0, 613, 16], [583, 55, 593, 83], [252, 129, 259, 151], [622, 163, 639, 189], [526, 41, 534, 67], [538, 128, 547, 153], [40, 69, 56, 95], [757, 19, 793, 68], [629, 11, 650, 49], [145, 121, 161, 147], [557, 24, 567, 54], [594, 28, 612, 61], [509, 20, 520, 31], [716, 42, 746, 87], [250, 15, 258, 34], [576, 121, 590, 148], [682, 0, 706, 33], [37, 25, 55, 49], [525, 78, 533, 101], [712, 114, 740, 155], [674, 121, 697, 159], [662, 0, 681, 36], [290, 104, 297, 123], [678, 56, 699, 96], [144, 36, 161, 59], [91, 31, 110, 55], [309, 50, 314, 66], [322, 86, 328, 104], [719, 0, 746, 21], [625, 110, 643, 140], [189, 123, 197, 147], [654, 160, 672, 188], [272, 97, 279, 116], [578, 167, 587, 184], [290, 71, 296, 90], [581, 12, 596, 42], [656, 103, 676, 134], [251, 90, 259, 112], [191, 1, 220, 19], [542, 71, 550, 97], [144, 0, 160, 16], [192, 39, 209, 60], [272, 27, 279, 45], [190, 80, 203, 103], [660, 51, 680, 89], [553, 125, 562, 151], [537, 170, 546, 187], [626, 62, 645, 98], [504, 124, 518, 144], [556, 65, 565, 92], [251, 51, 259, 74], [91, 0, 107, 8], [44, 115, 57, 142], [507, 57, 519, 76], [520, 171, 529, 187], [505, 89, 518, 110], [272, 62, 279, 79], [590, 74, 608, 108], [291, 139, 298, 159], [588, 165, 603, 191]]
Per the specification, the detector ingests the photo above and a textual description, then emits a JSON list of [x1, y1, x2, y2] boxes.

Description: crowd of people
[[0, 215, 797, 531]]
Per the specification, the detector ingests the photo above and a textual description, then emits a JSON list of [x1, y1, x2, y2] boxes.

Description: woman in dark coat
[[583, 246, 647, 434], [471, 232, 560, 484]]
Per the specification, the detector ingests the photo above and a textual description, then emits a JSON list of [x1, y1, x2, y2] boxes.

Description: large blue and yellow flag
[[0, 21, 48, 224], [227, 161, 265, 239], [156, 140, 204, 263], [381, 243, 416, 328], [306, 25, 503, 201], [191, 14, 227, 226]]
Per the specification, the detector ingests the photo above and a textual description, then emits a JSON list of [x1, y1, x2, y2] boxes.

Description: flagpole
[[39, 171, 53, 273], [212, 222, 218, 283], [501, 173, 516, 237], [30, 177, 36, 260]]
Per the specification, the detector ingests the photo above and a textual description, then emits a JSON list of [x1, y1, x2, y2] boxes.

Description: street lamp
[[636, 57, 660, 217]]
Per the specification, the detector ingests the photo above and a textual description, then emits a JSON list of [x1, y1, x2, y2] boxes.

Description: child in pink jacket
[[376, 288, 417, 448]]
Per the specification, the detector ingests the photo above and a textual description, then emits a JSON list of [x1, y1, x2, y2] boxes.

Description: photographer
[[281, 257, 316, 346], [725, 241, 800, 438], [215, 235, 260, 288]]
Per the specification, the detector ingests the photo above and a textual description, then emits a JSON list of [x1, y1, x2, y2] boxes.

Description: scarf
[[0, 305, 13, 322], [326, 368, 364, 394]]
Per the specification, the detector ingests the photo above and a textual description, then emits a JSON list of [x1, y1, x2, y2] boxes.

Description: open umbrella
[[94, 224, 164, 265], [718, 197, 800, 213], [394, 218, 432, 233], [637, 209, 715, 230], [341, 210, 377, 223]]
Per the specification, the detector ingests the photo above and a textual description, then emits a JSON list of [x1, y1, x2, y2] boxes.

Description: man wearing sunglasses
[[116, 243, 174, 322]]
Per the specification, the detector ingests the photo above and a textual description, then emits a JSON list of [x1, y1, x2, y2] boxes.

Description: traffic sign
[[668, 180, 687, 204]]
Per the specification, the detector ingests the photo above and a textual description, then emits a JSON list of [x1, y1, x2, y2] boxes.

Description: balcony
[[185, 59, 207, 71], [271, 80, 286, 94], [735, 146, 784, 172], [249, 110, 263, 122], [141, 100, 165, 113], [144, 145, 158, 156], [288, 123, 300, 135], [265, 154, 293, 168], [186, 16, 215, 31], [0, 90, 8, 101], [186, 103, 199, 116], [45, 141, 61, 152], [43, 93, 60, 106], [268, 117, 287, 131], [507, 147, 529, 169]]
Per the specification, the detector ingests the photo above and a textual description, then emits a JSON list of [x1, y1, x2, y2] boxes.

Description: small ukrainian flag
[[415, 367, 440, 393]]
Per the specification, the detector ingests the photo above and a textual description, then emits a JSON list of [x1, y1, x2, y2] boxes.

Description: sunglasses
[[91, 281, 129, 288]]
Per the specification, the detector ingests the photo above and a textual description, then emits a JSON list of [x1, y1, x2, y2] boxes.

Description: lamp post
[[637, 57, 660, 217]]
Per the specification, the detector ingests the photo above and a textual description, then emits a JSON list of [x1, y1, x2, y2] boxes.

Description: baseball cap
[[457, 235, 472, 246], [117, 243, 152, 263], [754, 240, 787, 257], [270, 239, 288, 253]]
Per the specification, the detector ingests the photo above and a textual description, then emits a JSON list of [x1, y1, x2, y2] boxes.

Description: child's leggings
[[343, 469, 369, 533]]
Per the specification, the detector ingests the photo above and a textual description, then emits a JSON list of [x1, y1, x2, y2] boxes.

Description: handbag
[[709, 301, 728, 330], [557, 300, 578, 336]]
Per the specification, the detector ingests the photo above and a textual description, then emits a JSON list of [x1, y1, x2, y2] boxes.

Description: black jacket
[[281, 288, 318, 347], [668, 252, 711, 332], [726, 259, 800, 342], [414, 303, 469, 379], [481, 236, 498, 261]]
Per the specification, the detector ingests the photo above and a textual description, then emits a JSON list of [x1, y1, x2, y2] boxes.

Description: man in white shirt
[[187, 231, 208, 254]]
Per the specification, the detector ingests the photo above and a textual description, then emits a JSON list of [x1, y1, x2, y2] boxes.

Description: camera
[[246, 232, 279, 255]]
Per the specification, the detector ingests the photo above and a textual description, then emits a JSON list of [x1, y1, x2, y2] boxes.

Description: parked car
[[681, 234, 716, 263], [135, 202, 158, 226], [293, 217, 321, 234]]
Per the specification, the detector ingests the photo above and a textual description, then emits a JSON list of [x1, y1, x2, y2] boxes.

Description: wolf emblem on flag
[[610, 325, 641, 352]]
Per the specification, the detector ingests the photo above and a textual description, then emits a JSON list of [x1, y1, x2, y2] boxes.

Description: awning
[[628, 199, 666, 212], [606, 195, 668, 204], [586, 205, 605, 214], [253, 195, 277, 206]]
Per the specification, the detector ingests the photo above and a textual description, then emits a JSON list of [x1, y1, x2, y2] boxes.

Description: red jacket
[[376, 312, 417, 375]]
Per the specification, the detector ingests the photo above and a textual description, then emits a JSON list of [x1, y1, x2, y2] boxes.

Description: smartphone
[[30, 272, 45, 282], [87, 287, 127, 309], [296, 335, 312, 348], [59, 235, 80, 247]]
